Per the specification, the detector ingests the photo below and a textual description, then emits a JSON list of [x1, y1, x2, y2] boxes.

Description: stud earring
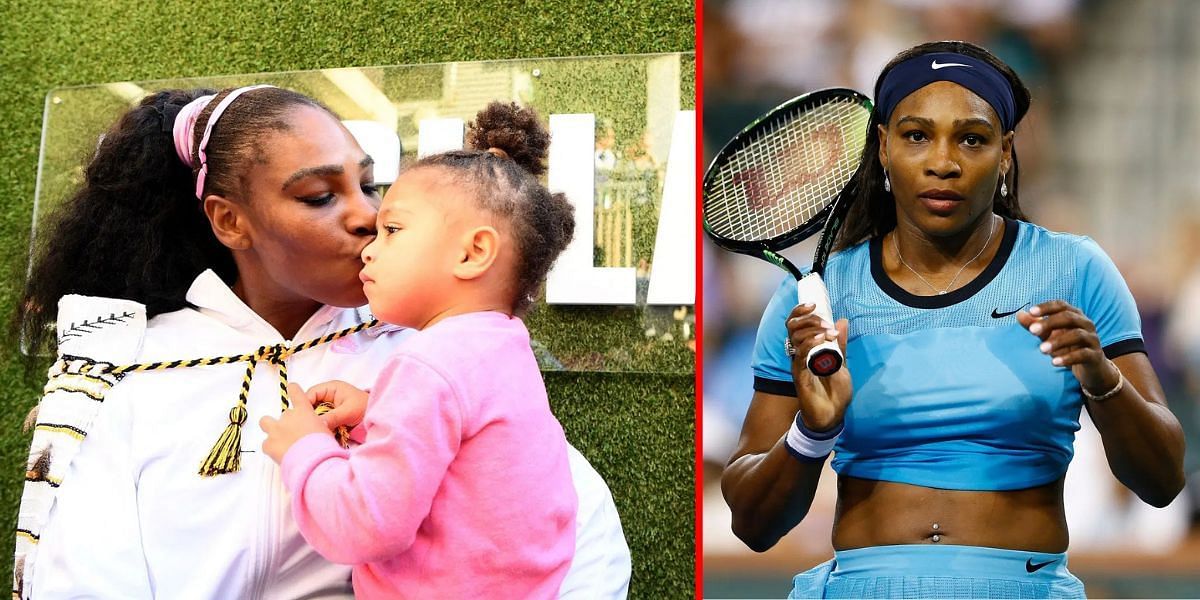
[[883, 172, 891, 192]]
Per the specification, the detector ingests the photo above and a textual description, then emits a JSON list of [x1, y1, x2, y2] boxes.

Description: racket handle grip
[[796, 273, 843, 377]]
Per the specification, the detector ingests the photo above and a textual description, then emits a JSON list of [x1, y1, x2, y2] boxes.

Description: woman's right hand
[[785, 303, 853, 432]]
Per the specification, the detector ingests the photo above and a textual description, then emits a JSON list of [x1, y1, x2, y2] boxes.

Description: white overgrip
[[795, 273, 843, 376]]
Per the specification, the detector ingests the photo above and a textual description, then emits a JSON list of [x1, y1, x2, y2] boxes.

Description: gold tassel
[[198, 405, 248, 476], [72, 322, 381, 478], [315, 402, 352, 449]]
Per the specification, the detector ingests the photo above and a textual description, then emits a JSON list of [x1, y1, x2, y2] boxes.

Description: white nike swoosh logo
[[931, 60, 970, 70]]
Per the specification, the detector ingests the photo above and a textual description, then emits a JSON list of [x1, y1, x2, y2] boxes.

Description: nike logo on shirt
[[931, 60, 970, 70], [991, 303, 1030, 319], [1026, 558, 1056, 573]]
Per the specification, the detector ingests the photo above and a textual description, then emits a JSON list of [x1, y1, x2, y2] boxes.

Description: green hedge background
[[0, 1, 696, 597]]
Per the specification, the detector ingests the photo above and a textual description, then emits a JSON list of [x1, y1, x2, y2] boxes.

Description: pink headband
[[171, 84, 275, 199]]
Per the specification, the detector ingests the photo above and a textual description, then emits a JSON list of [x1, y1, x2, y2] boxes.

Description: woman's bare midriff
[[832, 476, 1069, 553]]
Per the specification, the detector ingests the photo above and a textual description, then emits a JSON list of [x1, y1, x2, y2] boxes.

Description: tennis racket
[[703, 88, 872, 377]]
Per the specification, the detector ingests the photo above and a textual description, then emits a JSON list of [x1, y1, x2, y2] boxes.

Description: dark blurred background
[[702, 0, 1200, 597]]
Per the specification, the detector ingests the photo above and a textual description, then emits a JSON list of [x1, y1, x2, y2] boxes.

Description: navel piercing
[[932, 534, 941, 543], [932, 523, 940, 530]]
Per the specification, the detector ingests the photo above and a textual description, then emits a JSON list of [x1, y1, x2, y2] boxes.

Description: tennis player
[[721, 40, 1186, 599], [14, 86, 630, 599]]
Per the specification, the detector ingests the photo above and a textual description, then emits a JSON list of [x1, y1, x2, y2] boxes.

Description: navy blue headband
[[876, 52, 1016, 132]]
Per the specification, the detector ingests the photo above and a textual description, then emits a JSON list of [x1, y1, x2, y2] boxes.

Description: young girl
[[260, 102, 578, 598]]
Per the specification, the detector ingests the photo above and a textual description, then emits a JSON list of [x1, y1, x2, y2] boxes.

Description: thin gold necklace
[[893, 216, 996, 295]]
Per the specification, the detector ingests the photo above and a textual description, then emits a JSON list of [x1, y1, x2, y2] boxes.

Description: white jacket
[[17, 270, 630, 599]]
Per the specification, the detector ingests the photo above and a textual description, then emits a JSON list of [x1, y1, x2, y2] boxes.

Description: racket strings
[[705, 98, 871, 242]]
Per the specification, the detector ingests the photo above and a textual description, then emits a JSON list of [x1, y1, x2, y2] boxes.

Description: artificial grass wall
[[0, 1, 696, 597]]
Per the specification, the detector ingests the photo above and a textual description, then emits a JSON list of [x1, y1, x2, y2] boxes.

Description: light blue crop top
[[751, 218, 1144, 490]]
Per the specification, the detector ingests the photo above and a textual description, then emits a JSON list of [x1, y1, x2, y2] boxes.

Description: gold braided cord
[[196, 321, 374, 475], [275, 352, 290, 412], [49, 319, 378, 477], [106, 319, 377, 375]]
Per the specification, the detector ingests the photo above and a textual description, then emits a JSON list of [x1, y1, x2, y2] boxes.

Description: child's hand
[[307, 380, 370, 430], [260, 383, 329, 463]]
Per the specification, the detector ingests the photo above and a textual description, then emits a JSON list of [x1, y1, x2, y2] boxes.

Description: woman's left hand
[[260, 383, 330, 463], [1016, 300, 1122, 396]]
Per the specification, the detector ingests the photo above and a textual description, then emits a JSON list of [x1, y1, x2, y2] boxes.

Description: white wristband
[[784, 411, 842, 461]]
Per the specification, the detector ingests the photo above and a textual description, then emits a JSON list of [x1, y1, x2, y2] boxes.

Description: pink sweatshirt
[[280, 311, 577, 599]]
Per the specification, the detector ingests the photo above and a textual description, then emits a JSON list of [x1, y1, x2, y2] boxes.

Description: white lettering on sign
[[348, 111, 696, 307], [646, 110, 695, 305], [417, 118, 465, 158], [545, 114, 638, 304], [342, 120, 402, 185]]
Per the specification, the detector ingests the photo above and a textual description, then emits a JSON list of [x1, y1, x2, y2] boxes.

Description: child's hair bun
[[466, 102, 550, 176]]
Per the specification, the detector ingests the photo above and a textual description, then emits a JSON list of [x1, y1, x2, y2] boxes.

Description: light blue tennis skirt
[[788, 544, 1085, 599]]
